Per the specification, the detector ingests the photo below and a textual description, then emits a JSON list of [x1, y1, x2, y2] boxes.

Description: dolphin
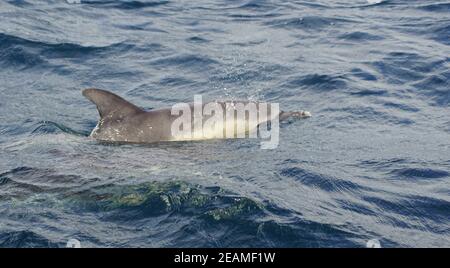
[[82, 88, 311, 143]]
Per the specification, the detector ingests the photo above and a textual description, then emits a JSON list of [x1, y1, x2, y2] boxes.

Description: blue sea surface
[[0, 0, 449, 248]]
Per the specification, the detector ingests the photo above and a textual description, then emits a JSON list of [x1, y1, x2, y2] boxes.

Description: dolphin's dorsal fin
[[82, 88, 144, 119]]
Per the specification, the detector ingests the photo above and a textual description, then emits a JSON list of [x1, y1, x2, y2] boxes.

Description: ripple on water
[[338, 31, 384, 42], [413, 71, 450, 106], [265, 16, 353, 31], [323, 106, 415, 126], [391, 168, 449, 180], [82, 0, 170, 10], [0, 230, 59, 248], [364, 195, 450, 226], [150, 54, 218, 71], [350, 68, 379, 82], [22, 180, 359, 247], [0, 32, 133, 70], [0, 166, 84, 201], [418, 3, 450, 13], [283, 74, 348, 91], [280, 167, 364, 193]]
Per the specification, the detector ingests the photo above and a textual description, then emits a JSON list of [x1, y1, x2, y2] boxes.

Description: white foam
[[367, 0, 383, 4], [366, 239, 382, 248]]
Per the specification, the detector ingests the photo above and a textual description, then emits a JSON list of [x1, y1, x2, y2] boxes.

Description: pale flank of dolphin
[[82, 88, 311, 143]]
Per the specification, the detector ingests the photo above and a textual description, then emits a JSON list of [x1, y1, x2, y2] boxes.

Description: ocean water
[[0, 0, 449, 248]]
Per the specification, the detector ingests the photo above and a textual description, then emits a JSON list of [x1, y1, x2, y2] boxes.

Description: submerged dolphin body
[[82, 88, 311, 143]]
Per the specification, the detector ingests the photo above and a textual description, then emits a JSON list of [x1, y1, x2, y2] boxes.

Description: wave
[[0, 166, 85, 201], [430, 23, 450, 46], [280, 167, 365, 193], [151, 54, 218, 71], [0, 33, 122, 53], [350, 68, 378, 82], [413, 71, 450, 106], [418, 3, 450, 13], [31, 121, 90, 137], [364, 194, 450, 226], [82, 0, 169, 10], [0, 230, 59, 248], [265, 16, 354, 31], [56, 180, 360, 247], [283, 74, 348, 91], [382, 101, 420, 112], [391, 168, 449, 180], [322, 106, 415, 126], [0, 32, 131, 65], [338, 31, 384, 42]]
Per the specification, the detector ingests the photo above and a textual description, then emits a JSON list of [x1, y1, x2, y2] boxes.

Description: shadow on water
[[60, 180, 360, 247], [0, 174, 360, 247]]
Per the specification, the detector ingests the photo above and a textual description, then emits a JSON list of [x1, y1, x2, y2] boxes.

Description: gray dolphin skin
[[83, 88, 311, 143]]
